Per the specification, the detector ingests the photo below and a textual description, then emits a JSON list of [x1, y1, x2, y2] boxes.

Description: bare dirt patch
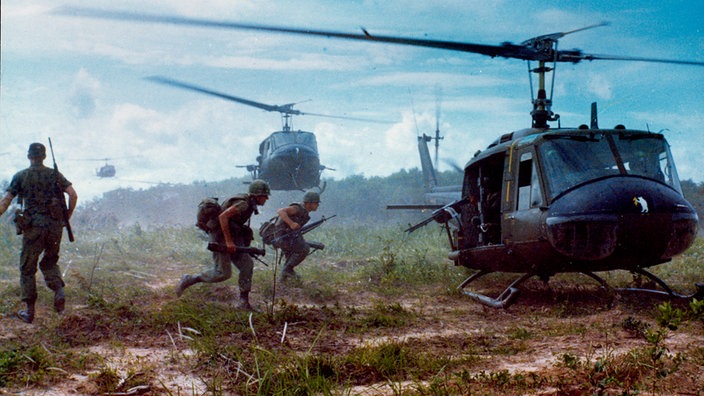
[[2, 267, 703, 395]]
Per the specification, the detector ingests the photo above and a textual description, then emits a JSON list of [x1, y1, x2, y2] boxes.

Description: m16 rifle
[[207, 243, 266, 256], [404, 198, 468, 233], [271, 214, 337, 247], [48, 138, 74, 242]]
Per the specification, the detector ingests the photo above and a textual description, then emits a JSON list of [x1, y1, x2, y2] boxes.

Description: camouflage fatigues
[[7, 164, 71, 304], [198, 194, 257, 292], [275, 203, 311, 274]]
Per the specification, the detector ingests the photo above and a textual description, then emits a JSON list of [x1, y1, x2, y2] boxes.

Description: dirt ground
[[2, 264, 703, 395]]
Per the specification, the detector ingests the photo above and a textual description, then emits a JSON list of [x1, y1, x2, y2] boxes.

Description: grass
[[1, 224, 703, 394]]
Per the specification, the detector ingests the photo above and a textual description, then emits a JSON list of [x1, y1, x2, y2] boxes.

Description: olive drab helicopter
[[58, 8, 704, 307], [146, 76, 382, 191]]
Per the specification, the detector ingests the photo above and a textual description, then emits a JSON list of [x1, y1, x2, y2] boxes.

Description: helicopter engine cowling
[[545, 177, 698, 270]]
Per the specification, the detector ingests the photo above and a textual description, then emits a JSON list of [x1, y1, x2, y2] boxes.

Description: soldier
[[176, 180, 270, 311], [0, 143, 78, 324], [275, 191, 321, 280]]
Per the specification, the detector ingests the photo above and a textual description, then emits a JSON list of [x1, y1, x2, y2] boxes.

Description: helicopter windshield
[[538, 132, 681, 200], [269, 131, 318, 151]]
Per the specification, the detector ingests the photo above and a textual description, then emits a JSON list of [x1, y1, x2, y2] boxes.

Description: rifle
[[405, 198, 468, 233], [48, 138, 74, 242], [207, 243, 266, 256], [271, 214, 337, 245]]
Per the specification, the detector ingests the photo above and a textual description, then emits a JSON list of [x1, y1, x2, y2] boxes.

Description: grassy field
[[1, 224, 703, 395]]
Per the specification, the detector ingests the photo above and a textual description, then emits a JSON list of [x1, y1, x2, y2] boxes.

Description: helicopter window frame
[[516, 151, 543, 211], [537, 132, 682, 201]]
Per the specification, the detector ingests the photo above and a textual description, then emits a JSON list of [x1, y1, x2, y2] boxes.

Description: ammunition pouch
[[13, 209, 29, 235]]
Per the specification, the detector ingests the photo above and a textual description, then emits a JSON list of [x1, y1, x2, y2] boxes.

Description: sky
[[2, 0, 703, 203]]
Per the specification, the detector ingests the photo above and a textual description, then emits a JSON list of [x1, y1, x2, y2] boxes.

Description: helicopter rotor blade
[[146, 76, 302, 115], [55, 7, 704, 67], [298, 111, 391, 124]]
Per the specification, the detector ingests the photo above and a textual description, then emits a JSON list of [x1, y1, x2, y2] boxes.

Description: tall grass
[[1, 224, 702, 394]]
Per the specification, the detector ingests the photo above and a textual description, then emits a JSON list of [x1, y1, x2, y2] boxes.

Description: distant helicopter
[[96, 161, 116, 178], [73, 157, 130, 178], [59, 9, 703, 307], [146, 76, 382, 191]]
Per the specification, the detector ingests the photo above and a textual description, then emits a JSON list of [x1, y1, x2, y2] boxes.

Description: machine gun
[[271, 214, 337, 246], [207, 243, 266, 256], [48, 138, 74, 242], [405, 198, 468, 233]]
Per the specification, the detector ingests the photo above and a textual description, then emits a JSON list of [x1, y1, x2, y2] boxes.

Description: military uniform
[[199, 195, 257, 293], [176, 180, 270, 310], [0, 143, 75, 323], [275, 202, 311, 278]]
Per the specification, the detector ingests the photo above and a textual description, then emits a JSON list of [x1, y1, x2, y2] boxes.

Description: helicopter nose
[[546, 177, 698, 264]]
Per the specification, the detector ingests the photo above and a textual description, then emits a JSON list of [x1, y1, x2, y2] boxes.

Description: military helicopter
[[72, 157, 134, 178], [146, 76, 384, 191], [58, 8, 703, 307]]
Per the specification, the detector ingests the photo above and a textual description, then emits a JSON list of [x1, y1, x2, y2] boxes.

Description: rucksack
[[196, 197, 222, 232], [258, 215, 279, 244]]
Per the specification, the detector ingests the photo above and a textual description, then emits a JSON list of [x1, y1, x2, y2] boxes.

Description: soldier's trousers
[[280, 235, 310, 272], [20, 225, 65, 303], [197, 230, 253, 293]]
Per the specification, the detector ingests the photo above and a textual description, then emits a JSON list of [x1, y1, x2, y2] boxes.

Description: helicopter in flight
[[58, 8, 703, 307], [146, 76, 383, 191]]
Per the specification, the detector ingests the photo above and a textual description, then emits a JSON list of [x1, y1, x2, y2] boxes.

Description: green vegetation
[[0, 173, 703, 394]]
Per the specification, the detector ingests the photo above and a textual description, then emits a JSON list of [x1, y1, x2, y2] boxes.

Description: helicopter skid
[[615, 268, 704, 301], [458, 267, 703, 309], [458, 270, 533, 309]]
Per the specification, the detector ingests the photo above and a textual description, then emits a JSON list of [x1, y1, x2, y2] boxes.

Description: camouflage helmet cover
[[28, 143, 46, 159], [302, 191, 321, 203], [248, 179, 271, 196]]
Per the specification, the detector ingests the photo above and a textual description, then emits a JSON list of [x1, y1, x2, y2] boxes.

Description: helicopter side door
[[504, 149, 546, 245]]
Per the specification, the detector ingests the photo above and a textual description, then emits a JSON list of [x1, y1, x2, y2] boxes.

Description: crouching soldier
[[275, 191, 321, 280], [176, 180, 270, 311]]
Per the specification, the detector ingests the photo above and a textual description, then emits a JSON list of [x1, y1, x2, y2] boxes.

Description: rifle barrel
[[48, 138, 74, 242]]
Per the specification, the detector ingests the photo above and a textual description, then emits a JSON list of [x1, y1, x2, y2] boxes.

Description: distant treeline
[[2, 173, 702, 233], [67, 168, 463, 231]]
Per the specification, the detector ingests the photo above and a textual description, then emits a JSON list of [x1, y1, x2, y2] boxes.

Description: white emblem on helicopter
[[633, 196, 649, 213]]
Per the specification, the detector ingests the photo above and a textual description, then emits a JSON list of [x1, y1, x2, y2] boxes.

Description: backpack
[[196, 197, 222, 232], [258, 215, 279, 244]]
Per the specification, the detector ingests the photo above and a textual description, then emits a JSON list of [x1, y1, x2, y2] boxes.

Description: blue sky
[[1, 0, 702, 202]]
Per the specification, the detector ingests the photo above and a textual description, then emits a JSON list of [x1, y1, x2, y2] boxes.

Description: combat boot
[[176, 274, 200, 297], [53, 287, 66, 314], [280, 266, 300, 281], [237, 291, 255, 311], [17, 302, 35, 324]]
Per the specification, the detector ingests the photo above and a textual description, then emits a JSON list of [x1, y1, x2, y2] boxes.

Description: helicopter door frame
[[504, 148, 546, 245]]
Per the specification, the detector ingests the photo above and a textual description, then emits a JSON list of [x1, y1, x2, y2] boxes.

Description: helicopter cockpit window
[[270, 131, 318, 152], [517, 152, 542, 210], [538, 133, 681, 200]]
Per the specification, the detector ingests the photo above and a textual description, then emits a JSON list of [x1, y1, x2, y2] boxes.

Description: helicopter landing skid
[[615, 268, 704, 300], [458, 270, 534, 309], [458, 268, 704, 309]]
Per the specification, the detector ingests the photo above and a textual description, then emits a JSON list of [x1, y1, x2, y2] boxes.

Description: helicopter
[[72, 157, 132, 178], [58, 8, 703, 307], [145, 76, 387, 191]]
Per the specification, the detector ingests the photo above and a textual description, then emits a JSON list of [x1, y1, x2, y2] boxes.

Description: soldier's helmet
[[303, 191, 321, 203], [248, 179, 271, 196], [28, 143, 46, 159]]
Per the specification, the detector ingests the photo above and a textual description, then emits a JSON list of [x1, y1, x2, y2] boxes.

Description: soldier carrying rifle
[[0, 142, 78, 324], [268, 191, 328, 281], [176, 180, 270, 311]]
